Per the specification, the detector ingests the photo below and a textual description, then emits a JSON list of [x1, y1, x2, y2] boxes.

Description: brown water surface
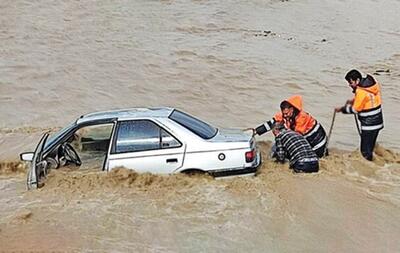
[[1, 143, 400, 252], [1, 0, 400, 252]]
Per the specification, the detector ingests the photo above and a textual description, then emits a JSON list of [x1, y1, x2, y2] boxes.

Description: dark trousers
[[314, 144, 326, 158], [360, 129, 380, 161], [291, 161, 319, 173]]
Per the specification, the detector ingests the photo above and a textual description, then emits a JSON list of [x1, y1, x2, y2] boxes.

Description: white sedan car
[[20, 108, 261, 189]]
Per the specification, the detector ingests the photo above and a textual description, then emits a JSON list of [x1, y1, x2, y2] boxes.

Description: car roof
[[76, 107, 175, 124]]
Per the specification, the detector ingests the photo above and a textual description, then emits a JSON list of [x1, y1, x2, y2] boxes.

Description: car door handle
[[166, 158, 178, 163]]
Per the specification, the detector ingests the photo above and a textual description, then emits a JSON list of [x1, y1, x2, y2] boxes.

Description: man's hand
[[334, 107, 342, 113], [243, 128, 257, 137]]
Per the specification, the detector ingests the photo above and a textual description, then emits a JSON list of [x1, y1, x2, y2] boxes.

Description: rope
[[325, 110, 336, 155], [353, 114, 361, 136], [327, 110, 336, 145]]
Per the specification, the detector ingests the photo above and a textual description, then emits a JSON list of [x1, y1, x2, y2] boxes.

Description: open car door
[[27, 133, 49, 190]]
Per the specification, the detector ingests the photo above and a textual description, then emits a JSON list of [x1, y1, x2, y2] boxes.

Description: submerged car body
[[20, 108, 261, 189]]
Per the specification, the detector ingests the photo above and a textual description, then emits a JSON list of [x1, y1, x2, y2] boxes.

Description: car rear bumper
[[209, 150, 262, 178], [209, 166, 258, 177]]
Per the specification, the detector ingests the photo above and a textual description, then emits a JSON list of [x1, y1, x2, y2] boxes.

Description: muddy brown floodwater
[[1, 142, 400, 252], [1, 0, 400, 252]]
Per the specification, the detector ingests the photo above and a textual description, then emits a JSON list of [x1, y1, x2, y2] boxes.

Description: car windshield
[[169, 110, 217, 139], [45, 122, 76, 149]]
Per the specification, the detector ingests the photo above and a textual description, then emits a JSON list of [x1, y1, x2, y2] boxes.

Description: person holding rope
[[252, 95, 327, 158], [335, 69, 384, 161]]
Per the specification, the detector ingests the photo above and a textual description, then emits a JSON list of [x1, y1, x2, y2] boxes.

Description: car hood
[[210, 128, 253, 143]]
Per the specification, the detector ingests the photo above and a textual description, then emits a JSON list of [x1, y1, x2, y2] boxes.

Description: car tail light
[[245, 149, 256, 163]]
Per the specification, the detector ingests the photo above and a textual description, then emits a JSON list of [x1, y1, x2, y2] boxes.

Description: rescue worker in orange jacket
[[335, 69, 384, 161], [253, 95, 327, 157]]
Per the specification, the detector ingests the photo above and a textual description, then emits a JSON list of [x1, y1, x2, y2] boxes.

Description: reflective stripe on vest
[[358, 107, 382, 117], [361, 124, 383, 131], [263, 118, 275, 132], [303, 122, 320, 138], [299, 157, 319, 163], [345, 104, 356, 114], [312, 136, 326, 150]]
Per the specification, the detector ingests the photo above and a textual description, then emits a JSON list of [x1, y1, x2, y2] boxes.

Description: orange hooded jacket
[[273, 95, 316, 135], [342, 74, 384, 131], [353, 81, 382, 112]]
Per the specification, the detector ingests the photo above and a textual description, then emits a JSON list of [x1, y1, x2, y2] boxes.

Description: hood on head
[[284, 95, 303, 111]]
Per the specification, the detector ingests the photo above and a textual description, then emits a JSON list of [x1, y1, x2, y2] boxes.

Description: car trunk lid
[[210, 128, 254, 145]]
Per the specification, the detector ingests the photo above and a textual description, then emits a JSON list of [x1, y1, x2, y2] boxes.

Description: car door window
[[116, 120, 160, 153], [69, 123, 114, 167], [70, 124, 114, 152], [115, 120, 181, 153], [161, 129, 181, 148]]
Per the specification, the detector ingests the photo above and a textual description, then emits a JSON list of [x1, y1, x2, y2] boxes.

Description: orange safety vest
[[343, 75, 384, 131], [353, 84, 382, 112], [255, 94, 327, 156], [273, 95, 316, 135]]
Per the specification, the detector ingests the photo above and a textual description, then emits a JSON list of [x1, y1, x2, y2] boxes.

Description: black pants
[[360, 129, 380, 161], [291, 161, 319, 173], [314, 144, 326, 158]]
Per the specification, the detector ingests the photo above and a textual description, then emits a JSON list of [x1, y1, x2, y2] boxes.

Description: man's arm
[[341, 103, 356, 114], [337, 90, 367, 114], [254, 112, 283, 135], [335, 97, 357, 114], [255, 118, 275, 135]]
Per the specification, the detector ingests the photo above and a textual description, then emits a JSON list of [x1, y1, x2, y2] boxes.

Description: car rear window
[[169, 110, 217, 139]]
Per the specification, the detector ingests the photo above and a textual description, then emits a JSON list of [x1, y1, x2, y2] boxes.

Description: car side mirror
[[20, 152, 34, 162]]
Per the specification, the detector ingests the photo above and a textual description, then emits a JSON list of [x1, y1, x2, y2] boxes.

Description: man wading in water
[[252, 95, 327, 157], [272, 123, 319, 173], [335, 69, 384, 161]]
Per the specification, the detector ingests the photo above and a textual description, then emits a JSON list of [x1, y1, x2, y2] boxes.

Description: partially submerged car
[[20, 108, 261, 189]]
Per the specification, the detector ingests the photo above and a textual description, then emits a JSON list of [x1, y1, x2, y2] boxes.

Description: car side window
[[115, 120, 181, 153], [161, 129, 180, 148], [67, 123, 114, 169], [70, 124, 114, 152]]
